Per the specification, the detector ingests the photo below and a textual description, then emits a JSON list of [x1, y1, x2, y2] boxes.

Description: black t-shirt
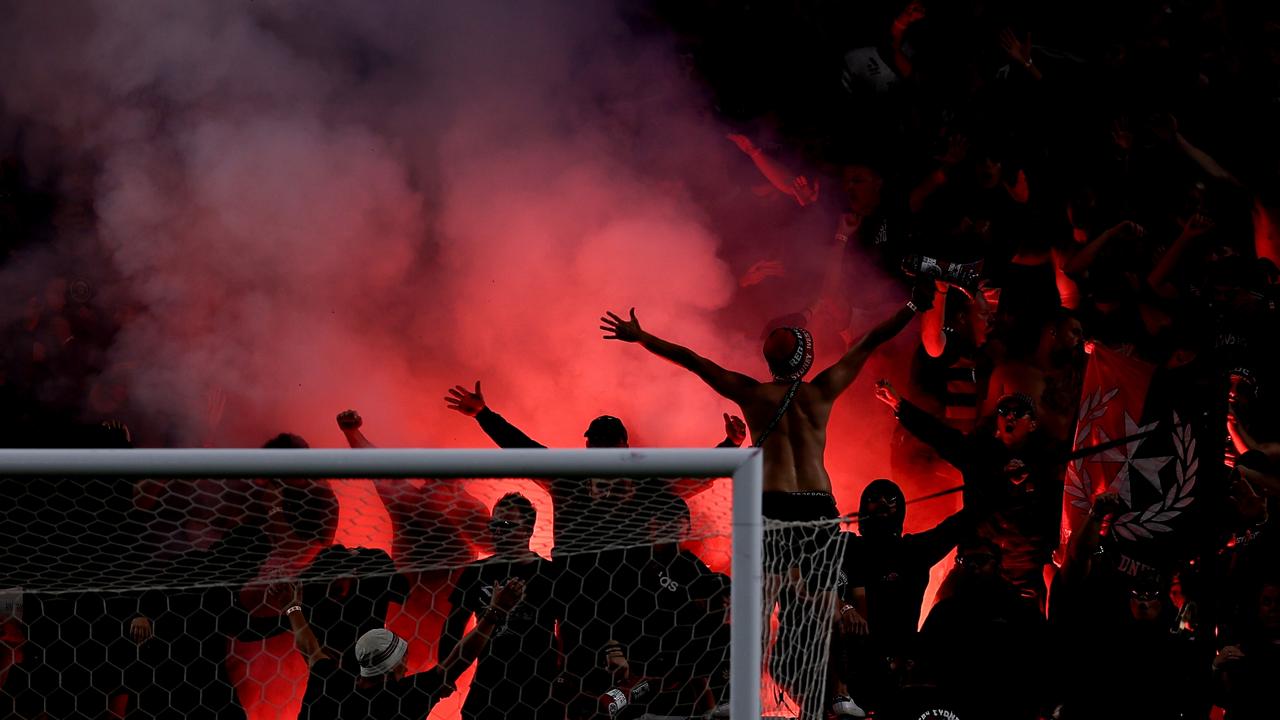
[[299, 659, 452, 720], [545, 478, 655, 557], [557, 546, 727, 677], [897, 400, 1065, 573], [448, 556, 558, 693]]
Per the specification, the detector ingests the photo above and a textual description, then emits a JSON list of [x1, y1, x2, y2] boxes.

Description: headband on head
[[766, 327, 814, 381]]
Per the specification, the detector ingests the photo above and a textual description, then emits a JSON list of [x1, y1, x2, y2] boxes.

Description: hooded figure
[[858, 478, 908, 539], [833, 480, 970, 713], [842, 479, 969, 655]]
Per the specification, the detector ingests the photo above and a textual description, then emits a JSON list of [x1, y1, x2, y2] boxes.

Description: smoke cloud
[[1, 1, 950, 717]]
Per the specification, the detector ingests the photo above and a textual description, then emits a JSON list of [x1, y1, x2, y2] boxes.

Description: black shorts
[[761, 491, 844, 592], [762, 491, 840, 522]]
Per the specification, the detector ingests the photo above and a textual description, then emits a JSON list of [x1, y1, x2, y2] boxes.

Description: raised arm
[[909, 507, 974, 567], [271, 583, 329, 668], [438, 578, 525, 684], [437, 569, 474, 665], [444, 381, 547, 449], [909, 135, 967, 213], [1062, 221, 1144, 276], [601, 308, 759, 403], [920, 281, 950, 357], [1059, 493, 1124, 590], [875, 381, 974, 473], [337, 410, 375, 448], [998, 29, 1043, 82], [1175, 125, 1242, 187], [726, 134, 820, 207], [811, 284, 931, 401], [1148, 214, 1215, 297]]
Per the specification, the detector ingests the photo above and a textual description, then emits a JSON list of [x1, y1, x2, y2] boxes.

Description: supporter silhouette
[[1215, 579, 1280, 720], [437, 385, 744, 557], [229, 545, 408, 675], [602, 284, 932, 718], [287, 578, 525, 720], [918, 538, 1048, 720], [553, 490, 731, 719], [834, 478, 970, 714], [1054, 493, 1209, 719], [878, 384, 1065, 611], [336, 409, 491, 568], [440, 493, 559, 720]]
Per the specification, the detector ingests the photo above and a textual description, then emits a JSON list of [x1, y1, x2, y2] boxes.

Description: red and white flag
[[1060, 346, 1201, 569]]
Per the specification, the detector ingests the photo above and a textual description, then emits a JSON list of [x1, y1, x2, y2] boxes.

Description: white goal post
[[0, 447, 764, 719]]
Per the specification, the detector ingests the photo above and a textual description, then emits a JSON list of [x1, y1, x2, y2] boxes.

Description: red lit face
[[842, 165, 883, 216], [957, 550, 999, 578], [994, 405, 1037, 447]]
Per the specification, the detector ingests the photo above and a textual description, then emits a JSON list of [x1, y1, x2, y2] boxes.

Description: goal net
[[0, 449, 846, 720]]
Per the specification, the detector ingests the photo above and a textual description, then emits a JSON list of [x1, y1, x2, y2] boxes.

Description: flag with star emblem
[[1060, 346, 1208, 572]]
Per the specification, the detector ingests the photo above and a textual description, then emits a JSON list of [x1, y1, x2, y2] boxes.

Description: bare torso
[[740, 381, 835, 493]]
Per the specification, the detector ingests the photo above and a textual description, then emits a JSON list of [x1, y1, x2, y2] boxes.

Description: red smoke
[[0, 2, 961, 717]]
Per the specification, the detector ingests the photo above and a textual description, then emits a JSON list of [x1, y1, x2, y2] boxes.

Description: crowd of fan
[[3, 0, 1280, 719]]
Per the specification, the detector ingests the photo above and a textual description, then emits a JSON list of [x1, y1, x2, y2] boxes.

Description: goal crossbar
[[0, 447, 765, 719]]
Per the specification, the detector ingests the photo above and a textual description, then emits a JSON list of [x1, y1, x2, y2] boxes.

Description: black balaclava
[[859, 478, 907, 538]]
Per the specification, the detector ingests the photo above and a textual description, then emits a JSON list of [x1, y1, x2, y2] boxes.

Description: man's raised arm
[[337, 410, 375, 448], [444, 381, 546, 449], [601, 308, 758, 403], [811, 282, 931, 401]]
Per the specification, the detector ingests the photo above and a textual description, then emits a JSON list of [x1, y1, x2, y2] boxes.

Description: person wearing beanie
[[282, 576, 524, 720]]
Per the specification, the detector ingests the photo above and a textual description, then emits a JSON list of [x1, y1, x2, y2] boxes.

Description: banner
[[1061, 346, 1206, 575]]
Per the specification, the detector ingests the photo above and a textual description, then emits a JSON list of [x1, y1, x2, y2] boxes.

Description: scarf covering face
[[764, 327, 814, 381]]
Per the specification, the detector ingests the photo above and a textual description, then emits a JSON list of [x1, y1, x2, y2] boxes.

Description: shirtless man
[[600, 281, 932, 719], [600, 281, 932, 512], [982, 308, 1084, 442]]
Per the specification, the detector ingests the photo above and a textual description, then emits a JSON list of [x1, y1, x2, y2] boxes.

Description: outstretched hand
[[601, 309, 644, 343], [724, 413, 748, 446], [791, 176, 820, 206], [266, 580, 302, 612], [445, 382, 486, 417], [874, 380, 902, 412], [999, 28, 1033, 67], [1178, 213, 1215, 240], [490, 578, 526, 612]]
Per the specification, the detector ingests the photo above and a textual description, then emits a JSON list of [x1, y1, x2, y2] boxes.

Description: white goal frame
[[0, 447, 764, 719]]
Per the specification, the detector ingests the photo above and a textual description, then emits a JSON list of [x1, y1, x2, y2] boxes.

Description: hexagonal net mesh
[[0, 454, 841, 720]]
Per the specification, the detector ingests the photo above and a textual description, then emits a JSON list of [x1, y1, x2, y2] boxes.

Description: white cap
[[355, 628, 408, 678]]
